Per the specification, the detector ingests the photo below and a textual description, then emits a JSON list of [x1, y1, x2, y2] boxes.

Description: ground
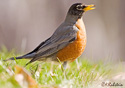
[[0, 48, 124, 88]]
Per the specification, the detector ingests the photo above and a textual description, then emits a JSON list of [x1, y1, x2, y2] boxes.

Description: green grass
[[0, 48, 124, 88]]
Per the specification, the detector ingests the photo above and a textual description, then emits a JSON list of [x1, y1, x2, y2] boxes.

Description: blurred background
[[0, 0, 124, 62]]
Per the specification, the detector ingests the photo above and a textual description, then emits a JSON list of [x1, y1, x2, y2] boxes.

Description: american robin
[[5, 3, 95, 68]]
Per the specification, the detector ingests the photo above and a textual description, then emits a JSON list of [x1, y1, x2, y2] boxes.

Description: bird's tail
[[4, 53, 36, 61]]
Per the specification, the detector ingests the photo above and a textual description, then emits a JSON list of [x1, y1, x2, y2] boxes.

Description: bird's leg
[[61, 61, 68, 79], [56, 58, 67, 78], [61, 61, 67, 71], [56, 57, 67, 71]]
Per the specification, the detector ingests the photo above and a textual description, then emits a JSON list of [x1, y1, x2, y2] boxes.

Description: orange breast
[[56, 18, 87, 62]]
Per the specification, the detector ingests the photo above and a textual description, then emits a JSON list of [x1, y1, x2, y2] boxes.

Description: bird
[[5, 3, 95, 68]]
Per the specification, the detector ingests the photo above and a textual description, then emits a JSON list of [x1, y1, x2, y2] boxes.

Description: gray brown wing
[[26, 25, 79, 64]]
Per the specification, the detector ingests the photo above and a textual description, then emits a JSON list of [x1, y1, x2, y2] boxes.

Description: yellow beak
[[83, 5, 95, 12]]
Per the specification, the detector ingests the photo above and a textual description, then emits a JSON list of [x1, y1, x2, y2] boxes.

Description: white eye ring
[[76, 5, 83, 10]]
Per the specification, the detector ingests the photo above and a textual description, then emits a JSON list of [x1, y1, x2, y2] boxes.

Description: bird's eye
[[76, 5, 83, 10]]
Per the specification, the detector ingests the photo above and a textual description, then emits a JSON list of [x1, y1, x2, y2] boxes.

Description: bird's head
[[68, 3, 95, 18]]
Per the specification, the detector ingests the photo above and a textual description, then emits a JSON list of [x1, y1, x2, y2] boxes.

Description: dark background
[[0, 0, 125, 61]]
